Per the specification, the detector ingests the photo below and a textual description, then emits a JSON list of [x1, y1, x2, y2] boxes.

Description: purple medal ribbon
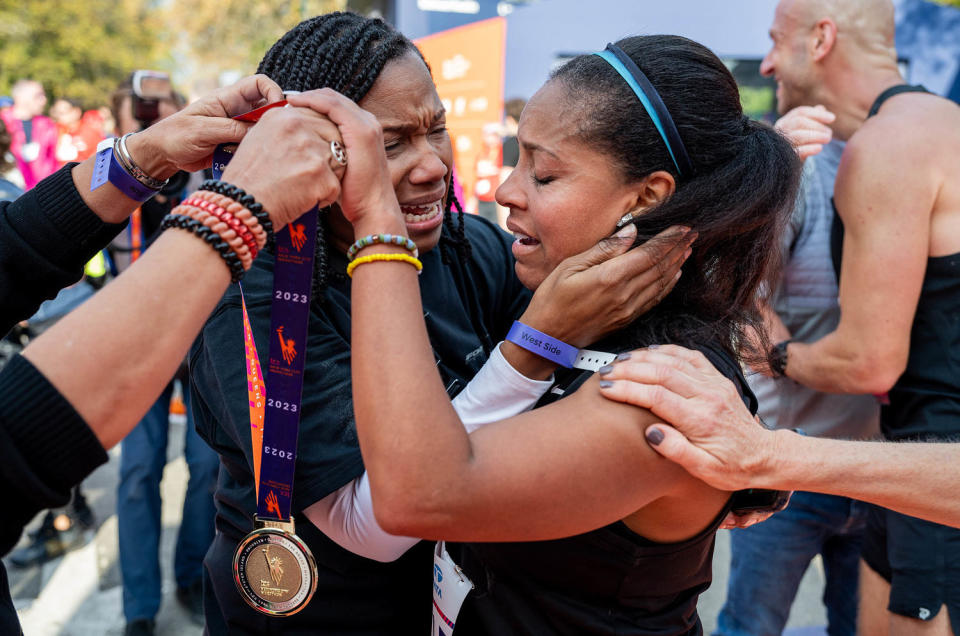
[[256, 209, 317, 521], [213, 152, 316, 524]]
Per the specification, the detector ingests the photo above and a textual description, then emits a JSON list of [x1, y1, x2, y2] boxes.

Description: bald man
[[757, 0, 960, 633]]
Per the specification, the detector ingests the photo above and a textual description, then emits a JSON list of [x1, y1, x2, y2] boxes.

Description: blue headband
[[593, 44, 693, 176]]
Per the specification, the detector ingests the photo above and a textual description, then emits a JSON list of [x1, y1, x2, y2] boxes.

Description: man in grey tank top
[[714, 107, 879, 635]]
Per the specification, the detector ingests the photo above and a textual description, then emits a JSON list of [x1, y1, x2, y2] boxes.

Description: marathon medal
[[234, 517, 317, 616], [216, 102, 319, 616]]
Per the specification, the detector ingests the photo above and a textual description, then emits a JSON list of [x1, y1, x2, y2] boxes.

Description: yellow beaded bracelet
[[346, 253, 423, 278]]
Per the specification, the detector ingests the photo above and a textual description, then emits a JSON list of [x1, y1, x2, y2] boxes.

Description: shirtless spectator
[[753, 0, 960, 633]]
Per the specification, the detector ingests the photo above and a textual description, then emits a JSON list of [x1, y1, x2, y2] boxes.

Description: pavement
[[6, 414, 831, 636]]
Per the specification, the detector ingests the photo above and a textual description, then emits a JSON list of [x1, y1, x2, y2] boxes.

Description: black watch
[[769, 339, 792, 378]]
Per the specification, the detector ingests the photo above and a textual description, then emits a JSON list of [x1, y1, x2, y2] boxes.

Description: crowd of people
[[1, 1, 960, 635]]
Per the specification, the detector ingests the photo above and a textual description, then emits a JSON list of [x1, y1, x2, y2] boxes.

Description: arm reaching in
[[0, 75, 285, 335], [20, 100, 346, 450], [597, 345, 960, 529]]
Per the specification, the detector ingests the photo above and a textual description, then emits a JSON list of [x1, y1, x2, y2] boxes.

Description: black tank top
[[451, 344, 756, 635], [831, 85, 960, 440], [883, 253, 960, 440]]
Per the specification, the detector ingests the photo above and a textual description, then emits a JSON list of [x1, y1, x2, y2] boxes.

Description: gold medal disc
[[233, 524, 317, 616]]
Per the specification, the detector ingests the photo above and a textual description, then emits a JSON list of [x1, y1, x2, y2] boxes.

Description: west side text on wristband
[[505, 321, 579, 368], [90, 138, 159, 203]]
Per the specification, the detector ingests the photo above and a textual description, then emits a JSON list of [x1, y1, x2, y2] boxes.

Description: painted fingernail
[[615, 352, 632, 361], [648, 344, 660, 350], [598, 364, 614, 375], [646, 428, 665, 446], [615, 223, 637, 238], [599, 380, 614, 389]]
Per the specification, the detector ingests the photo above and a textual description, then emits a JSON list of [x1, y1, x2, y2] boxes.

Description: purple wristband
[[505, 321, 579, 368], [90, 139, 159, 203]]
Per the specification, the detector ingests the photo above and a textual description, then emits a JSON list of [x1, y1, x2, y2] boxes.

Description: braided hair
[[257, 12, 471, 299]]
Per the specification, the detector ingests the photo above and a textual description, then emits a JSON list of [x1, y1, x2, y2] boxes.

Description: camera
[[131, 70, 173, 128]]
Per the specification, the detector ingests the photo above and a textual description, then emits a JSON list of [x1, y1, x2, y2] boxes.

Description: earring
[[615, 213, 633, 229]]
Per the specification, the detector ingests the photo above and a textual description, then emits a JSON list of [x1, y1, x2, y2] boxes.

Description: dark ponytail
[[553, 35, 801, 361], [257, 12, 471, 298]]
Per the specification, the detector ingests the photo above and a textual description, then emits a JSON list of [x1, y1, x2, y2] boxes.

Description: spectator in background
[[474, 122, 502, 225], [97, 105, 117, 140], [713, 106, 879, 636], [108, 74, 217, 636], [49, 98, 104, 165], [0, 119, 23, 202], [496, 97, 525, 228], [0, 80, 58, 189]]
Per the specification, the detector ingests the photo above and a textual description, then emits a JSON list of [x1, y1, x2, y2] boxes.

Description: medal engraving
[[233, 522, 317, 616]]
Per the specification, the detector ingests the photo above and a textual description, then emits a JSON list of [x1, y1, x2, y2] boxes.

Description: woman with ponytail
[[326, 34, 803, 634], [190, 14, 689, 634]]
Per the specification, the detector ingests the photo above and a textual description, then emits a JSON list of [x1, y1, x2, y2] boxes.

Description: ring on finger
[[330, 140, 347, 167]]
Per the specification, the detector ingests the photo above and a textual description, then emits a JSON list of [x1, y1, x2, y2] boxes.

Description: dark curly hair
[[257, 11, 470, 299], [552, 35, 801, 362]]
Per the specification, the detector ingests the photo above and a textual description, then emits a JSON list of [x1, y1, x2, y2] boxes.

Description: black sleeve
[[0, 164, 127, 335], [461, 214, 532, 342], [0, 355, 108, 558], [190, 261, 365, 515]]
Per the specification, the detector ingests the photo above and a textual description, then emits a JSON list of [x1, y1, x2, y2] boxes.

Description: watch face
[[770, 341, 790, 377]]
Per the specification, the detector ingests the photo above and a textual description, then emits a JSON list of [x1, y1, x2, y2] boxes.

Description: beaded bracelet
[[182, 196, 259, 259], [199, 179, 274, 242], [191, 190, 267, 251], [346, 253, 423, 278], [161, 213, 245, 282], [347, 234, 419, 261], [177, 203, 254, 271]]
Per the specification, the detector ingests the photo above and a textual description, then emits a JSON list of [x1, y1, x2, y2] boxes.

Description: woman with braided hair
[[190, 13, 689, 633]]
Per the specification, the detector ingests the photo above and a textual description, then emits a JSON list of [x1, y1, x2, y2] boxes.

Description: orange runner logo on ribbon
[[289, 223, 307, 252], [276, 326, 297, 364], [265, 490, 282, 519]]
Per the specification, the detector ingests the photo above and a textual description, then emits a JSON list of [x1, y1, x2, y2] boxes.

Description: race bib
[[432, 541, 473, 635]]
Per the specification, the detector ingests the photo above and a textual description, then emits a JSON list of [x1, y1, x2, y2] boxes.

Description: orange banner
[[416, 17, 505, 210]]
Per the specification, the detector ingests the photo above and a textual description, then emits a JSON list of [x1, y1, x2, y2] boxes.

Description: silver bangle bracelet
[[115, 133, 168, 191]]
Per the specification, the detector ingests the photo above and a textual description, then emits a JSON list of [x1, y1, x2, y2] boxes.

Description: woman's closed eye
[[532, 173, 555, 187], [384, 138, 403, 154]]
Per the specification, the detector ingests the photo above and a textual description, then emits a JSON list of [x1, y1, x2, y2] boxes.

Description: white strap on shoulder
[[572, 349, 617, 372]]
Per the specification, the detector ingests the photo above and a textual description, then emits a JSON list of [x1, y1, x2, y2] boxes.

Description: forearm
[[22, 230, 230, 449], [786, 332, 890, 394], [757, 432, 960, 528], [351, 218, 477, 530], [307, 346, 549, 559]]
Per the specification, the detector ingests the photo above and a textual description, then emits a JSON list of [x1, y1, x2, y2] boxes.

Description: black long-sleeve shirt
[[0, 165, 124, 634]]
